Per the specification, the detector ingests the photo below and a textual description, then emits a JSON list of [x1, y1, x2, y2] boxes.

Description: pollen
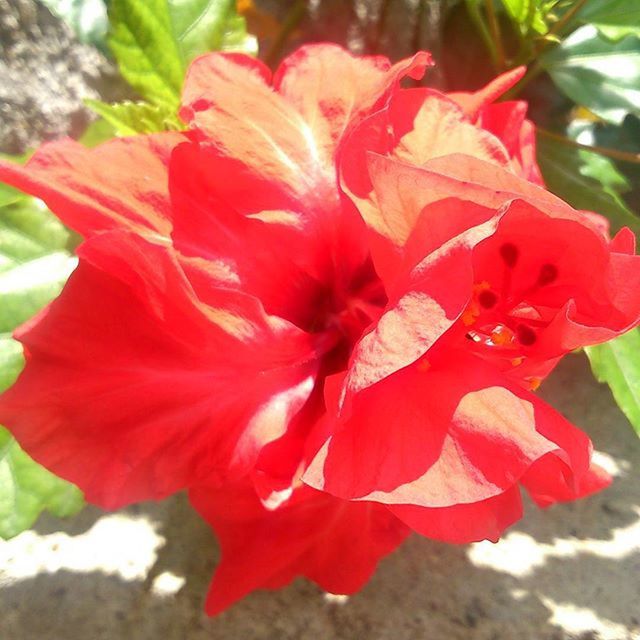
[[529, 377, 542, 391], [462, 307, 479, 326], [417, 359, 431, 372], [490, 326, 514, 346]]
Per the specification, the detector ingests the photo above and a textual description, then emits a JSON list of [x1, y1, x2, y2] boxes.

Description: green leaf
[[167, 0, 257, 63], [40, 0, 109, 47], [540, 25, 640, 124], [537, 133, 640, 236], [0, 153, 31, 209], [0, 186, 84, 539], [108, 0, 185, 107], [579, 0, 640, 41], [85, 99, 183, 135], [585, 329, 640, 436], [108, 0, 255, 107], [500, 0, 548, 34], [79, 118, 116, 147], [0, 422, 85, 539]]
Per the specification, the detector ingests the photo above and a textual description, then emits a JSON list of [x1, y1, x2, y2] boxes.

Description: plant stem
[[548, 0, 589, 37], [466, 0, 500, 70], [538, 128, 640, 165], [265, 0, 307, 67], [484, 0, 506, 70], [505, 0, 590, 98]]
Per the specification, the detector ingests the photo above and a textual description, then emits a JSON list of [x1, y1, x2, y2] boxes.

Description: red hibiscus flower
[[0, 44, 638, 614]]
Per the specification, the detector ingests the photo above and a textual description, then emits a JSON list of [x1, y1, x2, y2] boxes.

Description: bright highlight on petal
[[1, 42, 638, 615]]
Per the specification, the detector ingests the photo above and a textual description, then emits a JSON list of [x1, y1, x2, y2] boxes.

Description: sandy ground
[[1, 353, 639, 640]]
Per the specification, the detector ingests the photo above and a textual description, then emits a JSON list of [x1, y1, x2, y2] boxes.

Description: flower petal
[[306, 352, 593, 509], [190, 481, 409, 615], [448, 66, 526, 120], [343, 209, 500, 395], [273, 44, 432, 161], [522, 454, 611, 507], [389, 486, 523, 543], [0, 133, 184, 238], [168, 141, 323, 326], [0, 232, 319, 508]]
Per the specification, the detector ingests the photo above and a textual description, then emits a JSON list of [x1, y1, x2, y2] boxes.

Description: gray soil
[[0, 0, 125, 154]]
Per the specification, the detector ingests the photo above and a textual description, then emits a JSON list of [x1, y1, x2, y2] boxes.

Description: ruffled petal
[[190, 482, 410, 615], [179, 46, 432, 286], [343, 209, 499, 396], [273, 44, 432, 161], [180, 52, 324, 193], [389, 486, 523, 543], [522, 454, 611, 507], [477, 101, 544, 185], [168, 141, 323, 326], [306, 352, 595, 510], [340, 90, 513, 248], [0, 133, 184, 238], [0, 232, 319, 508]]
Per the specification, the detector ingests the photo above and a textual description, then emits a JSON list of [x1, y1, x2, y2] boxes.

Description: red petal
[[522, 454, 611, 507], [0, 133, 184, 238], [344, 209, 499, 396], [340, 90, 513, 248], [477, 101, 544, 185], [190, 482, 409, 615], [342, 151, 588, 271], [0, 232, 319, 508], [448, 67, 526, 120], [610, 227, 636, 254], [168, 142, 323, 326], [306, 352, 593, 509], [179, 47, 431, 285], [273, 44, 431, 161], [390, 486, 523, 543], [181, 52, 321, 193]]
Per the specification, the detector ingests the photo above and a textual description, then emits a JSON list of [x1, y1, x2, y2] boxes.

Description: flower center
[[314, 262, 387, 373], [463, 242, 559, 361]]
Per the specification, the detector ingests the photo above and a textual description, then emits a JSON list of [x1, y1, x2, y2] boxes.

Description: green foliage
[[0, 153, 31, 209], [108, 0, 256, 108], [78, 118, 117, 147], [40, 0, 109, 47], [0, 202, 77, 332], [166, 0, 258, 64], [586, 329, 640, 436], [0, 157, 84, 539], [499, 0, 548, 34], [85, 99, 183, 135], [537, 133, 640, 236], [540, 25, 640, 124], [0, 337, 84, 540], [579, 0, 640, 40]]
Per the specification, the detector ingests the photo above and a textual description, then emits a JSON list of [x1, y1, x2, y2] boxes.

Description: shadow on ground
[[1, 353, 639, 640]]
